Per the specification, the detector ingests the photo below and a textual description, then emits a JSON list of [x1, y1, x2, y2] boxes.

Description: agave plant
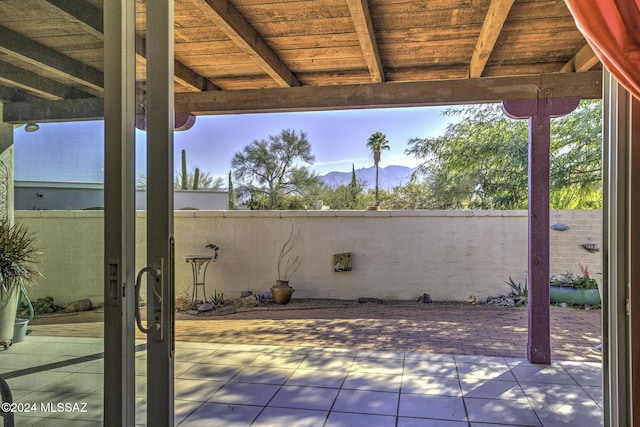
[[0, 220, 41, 298], [505, 277, 528, 306]]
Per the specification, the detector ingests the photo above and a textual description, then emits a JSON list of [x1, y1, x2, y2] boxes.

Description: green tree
[[174, 168, 223, 190], [366, 132, 390, 207], [349, 163, 359, 206], [405, 101, 602, 210], [231, 129, 322, 209]]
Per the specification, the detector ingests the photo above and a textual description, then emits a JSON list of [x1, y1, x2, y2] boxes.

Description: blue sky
[[14, 106, 455, 183]]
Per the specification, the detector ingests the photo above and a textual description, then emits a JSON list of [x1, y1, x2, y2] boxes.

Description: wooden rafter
[[346, 0, 384, 83], [560, 43, 600, 73], [192, 0, 300, 88], [0, 25, 104, 96], [43, 0, 219, 92], [4, 72, 602, 123], [467, 0, 515, 78], [0, 60, 87, 100]]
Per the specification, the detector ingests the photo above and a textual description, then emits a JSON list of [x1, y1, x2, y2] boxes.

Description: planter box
[[549, 285, 601, 305]]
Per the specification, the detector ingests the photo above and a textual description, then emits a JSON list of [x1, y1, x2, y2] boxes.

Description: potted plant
[[550, 264, 600, 305], [0, 220, 41, 348], [271, 226, 301, 304]]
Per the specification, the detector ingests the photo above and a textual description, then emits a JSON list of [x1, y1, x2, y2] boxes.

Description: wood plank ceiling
[[0, 0, 602, 123]]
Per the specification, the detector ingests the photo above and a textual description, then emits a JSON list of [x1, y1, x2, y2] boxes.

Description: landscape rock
[[233, 295, 259, 310], [65, 299, 93, 313], [197, 302, 214, 312], [486, 295, 516, 307], [357, 297, 383, 304], [417, 293, 432, 303]]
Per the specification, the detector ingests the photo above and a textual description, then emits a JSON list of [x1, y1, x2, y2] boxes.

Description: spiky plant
[[505, 277, 528, 306], [0, 220, 41, 299]]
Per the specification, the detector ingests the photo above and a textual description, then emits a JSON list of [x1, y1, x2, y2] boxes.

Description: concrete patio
[[1, 303, 603, 426]]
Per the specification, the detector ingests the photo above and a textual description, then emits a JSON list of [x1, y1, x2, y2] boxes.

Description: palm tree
[[366, 131, 390, 206]]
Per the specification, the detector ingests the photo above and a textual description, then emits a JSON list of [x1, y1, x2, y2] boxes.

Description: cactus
[[193, 167, 200, 190], [181, 149, 187, 190]]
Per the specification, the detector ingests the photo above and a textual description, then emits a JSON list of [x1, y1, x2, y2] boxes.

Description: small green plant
[[505, 277, 528, 306], [209, 291, 224, 305], [550, 264, 598, 290]]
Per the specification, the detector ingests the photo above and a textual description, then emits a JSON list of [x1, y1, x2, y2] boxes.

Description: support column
[[0, 103, 14, 225], [502, 97, 580, 364]]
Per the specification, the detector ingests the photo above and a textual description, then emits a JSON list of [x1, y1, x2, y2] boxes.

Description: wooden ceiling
[[0, 0, 602, 123]]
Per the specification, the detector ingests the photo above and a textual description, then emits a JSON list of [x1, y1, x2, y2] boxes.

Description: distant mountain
[[320, 165, 417, 190]]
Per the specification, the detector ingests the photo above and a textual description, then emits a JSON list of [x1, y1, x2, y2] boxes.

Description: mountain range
[[319, 165, 417, 190]]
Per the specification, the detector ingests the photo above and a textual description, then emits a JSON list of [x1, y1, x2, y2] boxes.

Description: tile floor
[[1, 337, 603, 426]]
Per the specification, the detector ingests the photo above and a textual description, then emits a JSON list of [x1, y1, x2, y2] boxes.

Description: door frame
[[103, 0, 175, 425]]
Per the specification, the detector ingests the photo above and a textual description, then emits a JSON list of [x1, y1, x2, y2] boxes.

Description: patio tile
[[326, 412, 396, 427], [174, 378, 225, 401], [456, 362, 515, 381], [175, 399, 206, 425], [398, 394, 466, 421], [135, 398, 203, 425], [342, 372, 403, 393], [252, 407, 327, 426], [268, 385, 339, 411], [511, 365, 578, 385], [398, 418, 468, 427], [349, 358, 404, 375], [43, 371, 103, 394], [5, 371, 72, 392], [460, 379, 527, 401], [178, 402, 262, 426], [465, 397, 541, 426], [401, 375, 462, 397], [298, 355, 355, 370], [248, 353, 305, 369], [521, 383, 599, 406], [332, 389, 399, 416], [583, 385, 604, 407], [356, 350, 405, 360], [402, 360, 458, 378], [178, 364, 241, 382], [208, 382, 280, 406], [285, 369, 347, 388], [229, 367, 294, 385], [404, 353, 456, 363], [531, 401, 603, 426], [557, 361, 603, 387], [202, 351, 260, 366], [174, 361, 197, 377], [307, 348, 358, 358], [174, 348, 217, 363], [455, 355, 507, 365]]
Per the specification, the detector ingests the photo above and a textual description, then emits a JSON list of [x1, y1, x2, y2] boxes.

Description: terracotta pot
[[271, 281, 295, 304]]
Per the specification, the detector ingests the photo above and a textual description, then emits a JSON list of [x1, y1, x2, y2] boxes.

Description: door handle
[[135, 265, 162, 336]]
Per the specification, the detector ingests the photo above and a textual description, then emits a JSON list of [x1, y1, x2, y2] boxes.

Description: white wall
[[15, 210, 603, 306]]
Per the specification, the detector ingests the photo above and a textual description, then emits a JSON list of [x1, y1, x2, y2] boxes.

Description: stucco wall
[[15, 210, 603, 306]]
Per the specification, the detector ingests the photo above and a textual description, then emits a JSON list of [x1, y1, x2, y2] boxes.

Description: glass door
[[104, 0, 175, 425]]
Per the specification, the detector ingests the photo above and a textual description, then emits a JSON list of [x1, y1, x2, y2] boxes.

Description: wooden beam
[[467, 0, 515, 78], [44, 0, 218, 92], [346, 0, 384, 83], [192, 0, 300, 88], [3, 97, 103, 123], [560, 43, 599, 73], [176, 71, 602, 115], [0, 25, 104, 95], [3, 72, 602, 123], [0, 60, 87, 100]]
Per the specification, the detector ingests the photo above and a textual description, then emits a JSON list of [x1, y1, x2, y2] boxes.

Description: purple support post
[[502, 97, 580, 364]]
